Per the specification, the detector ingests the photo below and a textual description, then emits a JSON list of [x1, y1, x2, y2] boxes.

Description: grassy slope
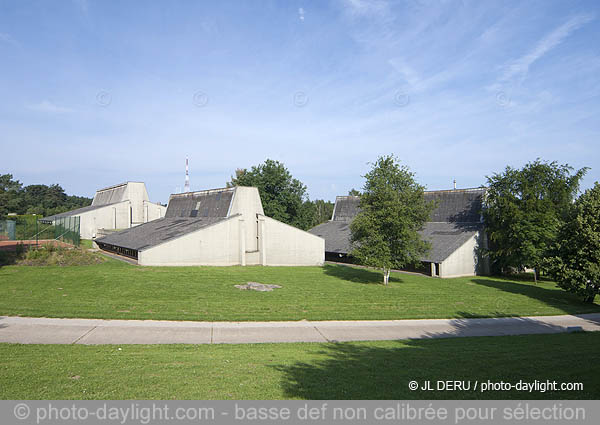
[[1, 332, 599, 399], [0, 261, 598, 321]]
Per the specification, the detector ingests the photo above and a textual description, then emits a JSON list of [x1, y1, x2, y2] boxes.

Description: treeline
[[0, 174, 92, 218], [228, 157, 599, 303]]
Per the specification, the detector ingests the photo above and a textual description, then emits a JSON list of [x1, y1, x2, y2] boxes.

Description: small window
[[190, 210, 198, 217], [203, 208, 209, 217], [216, 192, 222, 201], [195, 201, 202, 210]]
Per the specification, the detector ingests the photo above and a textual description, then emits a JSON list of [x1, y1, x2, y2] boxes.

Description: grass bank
[[1, 332, 598, 399], [0, 261, 598, 321]]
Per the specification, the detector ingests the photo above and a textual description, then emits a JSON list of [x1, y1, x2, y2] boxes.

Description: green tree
[[483, 160, 587, 282], [312, 199, 334, 225], [350, 155, 434, 285], [546, 183, 600, 303], [227, 159, 312, 229], [348, 188, 361, 196], [0, 174, 24, 218], [0, 174, 92, 218]]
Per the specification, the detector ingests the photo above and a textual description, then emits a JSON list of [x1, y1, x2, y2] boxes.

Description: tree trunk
[[533, 267, 538, 285], [583, 292, 596, 304], [382, 268, 390, 285]]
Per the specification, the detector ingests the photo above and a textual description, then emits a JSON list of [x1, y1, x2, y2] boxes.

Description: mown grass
[[0, 261, 598, 321], [1, 332, 599, 399]]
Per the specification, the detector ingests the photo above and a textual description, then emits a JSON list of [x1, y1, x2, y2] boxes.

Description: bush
[[19, 244, 105, 266]]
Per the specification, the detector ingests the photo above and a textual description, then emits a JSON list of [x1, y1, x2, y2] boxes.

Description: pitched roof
[[332, 196, 360, 221], [39, 202, 121, 223], [95, 216, 231, 251], [165, 188, 234, 218], [425, 188, 485, 223], [309, 187, 487, 263], [308, 220, 480, 262], [308, 220, 352, 253], [95, 187, 238, 251], [92, 183, 128, 206], [331, 188, 486, 223], [419, 222, 480, 263]]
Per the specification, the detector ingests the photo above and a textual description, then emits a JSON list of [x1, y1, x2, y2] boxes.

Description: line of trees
[[0, 174, 92, 219], [227, 157, 598, 302]]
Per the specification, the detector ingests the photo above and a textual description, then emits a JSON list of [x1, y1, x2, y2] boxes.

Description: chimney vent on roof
[[453, 179, 457, 190]]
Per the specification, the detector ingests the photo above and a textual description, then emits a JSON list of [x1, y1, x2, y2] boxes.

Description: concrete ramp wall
[[259, 215, 325, 266]]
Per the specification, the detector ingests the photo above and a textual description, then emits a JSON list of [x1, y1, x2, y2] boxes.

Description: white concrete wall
[[125, 182, 150, 225], [78, 201, 131, 239], [143, 200, 166, 223], [440, 232, 483, 278], [138, 216, 241, 266], [258, 215, 325, 266], [229, 186, 264, 252]]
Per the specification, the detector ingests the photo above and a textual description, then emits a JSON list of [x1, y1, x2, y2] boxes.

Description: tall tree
[[546, 183, 600, 303], [0, 174, 24, 217], [227, 159, 312, 229], [483, 159, 587, 281], [350, 155, 434, 285], [312, 199, 335, 225]]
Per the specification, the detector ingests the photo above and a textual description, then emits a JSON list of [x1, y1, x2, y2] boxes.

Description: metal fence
[[0, 220, 16, 241], [54, 216, 80, 247], [0, 215, 80, 247]]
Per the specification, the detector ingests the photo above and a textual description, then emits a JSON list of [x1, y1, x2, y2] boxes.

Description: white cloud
[[27, 100, 74, 114], [492, 14, 594, 89], [298, 7, 305, 21]]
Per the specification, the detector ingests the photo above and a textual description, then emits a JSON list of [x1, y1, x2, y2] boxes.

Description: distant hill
[[0, 174, 92, 218]]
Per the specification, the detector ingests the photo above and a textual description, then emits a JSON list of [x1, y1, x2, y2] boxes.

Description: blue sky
[[1, 0, 599, 204]]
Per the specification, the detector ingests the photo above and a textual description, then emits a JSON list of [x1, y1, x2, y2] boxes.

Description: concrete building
[[40, 182, 166, 239], [95, 186, 325, 266], [308, 188, 489, 278]]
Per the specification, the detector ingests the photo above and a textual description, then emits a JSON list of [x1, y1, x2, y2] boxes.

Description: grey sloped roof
[[331, 189, 486, 223], [92, 183, 128, 206], [95, 216, 230, 251], [310, 188, 486, 263], [308, 220, 352, 253], [425, 188, 485, 223], [40, 202, 119, 223], [332, 196, 360, 221], [308, 220, 480, 262], [165, 188, 234, 218], [419, 222, 480, 263]]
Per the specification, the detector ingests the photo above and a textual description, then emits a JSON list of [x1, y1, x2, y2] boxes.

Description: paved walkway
[[1, 314, 599, 345]]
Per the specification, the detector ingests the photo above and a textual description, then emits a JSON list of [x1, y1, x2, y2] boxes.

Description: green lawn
[[1, 332, 599, 399], [0, 261, 598, 321]]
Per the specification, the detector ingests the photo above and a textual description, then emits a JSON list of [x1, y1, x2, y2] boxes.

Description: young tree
[[546, 183, 600, 303], [227, 159, 312, 229], [312, 199, 334, 225], [350, 155, 434, 285], [483, 160, 587, 282]]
